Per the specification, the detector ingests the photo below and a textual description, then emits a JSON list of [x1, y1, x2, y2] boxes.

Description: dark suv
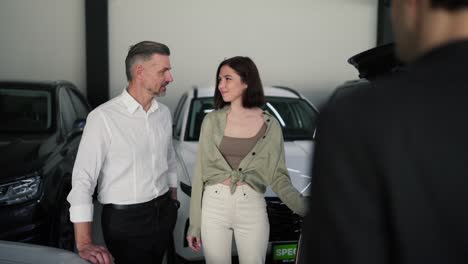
[[0, 80, 91, 251]]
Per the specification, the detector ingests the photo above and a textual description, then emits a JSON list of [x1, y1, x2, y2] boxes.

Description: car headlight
[[0, 175, 41, 206]]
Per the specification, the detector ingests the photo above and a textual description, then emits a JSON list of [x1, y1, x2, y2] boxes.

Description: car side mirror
[[66, 118, 86, 141]]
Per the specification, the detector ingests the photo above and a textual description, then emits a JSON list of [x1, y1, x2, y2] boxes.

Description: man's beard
[[154, 83, 167, 97], [156, 90, 166, 97]]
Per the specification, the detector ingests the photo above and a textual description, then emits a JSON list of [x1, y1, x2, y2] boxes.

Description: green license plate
[[272, 242, 298, 262]]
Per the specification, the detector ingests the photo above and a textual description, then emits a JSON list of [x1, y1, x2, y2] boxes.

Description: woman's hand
[[186, 235, 202, 252]]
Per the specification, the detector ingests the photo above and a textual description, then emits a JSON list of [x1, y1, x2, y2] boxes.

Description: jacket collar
[[213, 105, 273, 146], [217, 105, 273, 120]]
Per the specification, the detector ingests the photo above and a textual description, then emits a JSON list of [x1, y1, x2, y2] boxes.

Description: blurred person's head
[[214, 56, 265, 110], [390, 0, 468, 62]]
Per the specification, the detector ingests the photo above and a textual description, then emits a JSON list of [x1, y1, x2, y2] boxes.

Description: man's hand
[[74, 222, 113, 264], [186, 235, 202, 252], [77, 243, 113, 264]]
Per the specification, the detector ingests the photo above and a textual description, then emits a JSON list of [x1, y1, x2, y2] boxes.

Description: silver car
[[171, 86, 318, 263], [0, 240, 87, 264]]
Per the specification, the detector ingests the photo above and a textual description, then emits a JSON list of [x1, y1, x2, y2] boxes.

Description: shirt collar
[[147, 97, 159, 114], [120, 88, 159, 114]]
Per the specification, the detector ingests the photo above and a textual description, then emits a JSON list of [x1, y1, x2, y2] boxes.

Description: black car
[[331, 43, 405, 99], [0, 80, 91, 251]]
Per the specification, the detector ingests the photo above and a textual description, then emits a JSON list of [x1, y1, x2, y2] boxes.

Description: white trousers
[[201, 184, 269, 264]]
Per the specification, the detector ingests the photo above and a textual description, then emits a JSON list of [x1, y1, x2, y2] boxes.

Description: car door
[[172, 93, 191, 186], [65, 87, 91, 160]]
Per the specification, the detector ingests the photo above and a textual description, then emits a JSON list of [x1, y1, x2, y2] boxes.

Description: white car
[[171, 86, 318, 263]]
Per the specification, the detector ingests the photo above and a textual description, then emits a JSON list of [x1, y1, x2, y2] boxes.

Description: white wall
[[109, 0, 378, 110], [0, 1, 377, 108], [0, 0, 86, 94]]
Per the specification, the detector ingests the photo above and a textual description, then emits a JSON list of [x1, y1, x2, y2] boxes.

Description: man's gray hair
[[125, 41, 170, 81]]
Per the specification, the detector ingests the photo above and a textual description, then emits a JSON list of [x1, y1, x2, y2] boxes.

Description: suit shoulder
[[325, 73, 408, 117]]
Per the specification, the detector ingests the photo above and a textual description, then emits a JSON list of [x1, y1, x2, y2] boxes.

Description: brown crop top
[[219, 123, 267, 170]]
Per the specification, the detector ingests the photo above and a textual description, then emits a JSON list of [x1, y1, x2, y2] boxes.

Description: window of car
[[173, 93, 188, 139], [265, 97, 318, 140], [67, 88, 90, 119], [184, 97, 318, 141], [0, 88, 52, 133]]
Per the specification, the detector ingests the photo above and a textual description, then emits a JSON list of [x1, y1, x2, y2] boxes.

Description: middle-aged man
[[301, 0, 468, 263], [67, 41, 179, 264]]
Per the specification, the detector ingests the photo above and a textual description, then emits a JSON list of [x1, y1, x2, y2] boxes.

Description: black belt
[[105, 191, 171, 210]]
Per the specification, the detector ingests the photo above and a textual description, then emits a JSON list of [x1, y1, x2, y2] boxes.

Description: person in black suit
[[301, 0, 468, 263]]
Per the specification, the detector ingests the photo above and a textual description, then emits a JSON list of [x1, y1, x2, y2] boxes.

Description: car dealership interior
[[0, 1, 404, 263]]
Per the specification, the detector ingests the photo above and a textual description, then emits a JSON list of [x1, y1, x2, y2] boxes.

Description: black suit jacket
[[302, 40, 468, 264]]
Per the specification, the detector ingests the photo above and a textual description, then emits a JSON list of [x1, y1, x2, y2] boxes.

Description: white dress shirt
[[67, 89, 178, 223]]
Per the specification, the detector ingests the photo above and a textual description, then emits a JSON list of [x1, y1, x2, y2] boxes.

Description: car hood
[[0, 136, 48, 182], [175, 140, 314, 197], [280, 140, 314, 196]]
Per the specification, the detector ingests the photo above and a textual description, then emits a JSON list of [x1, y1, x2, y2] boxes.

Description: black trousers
[[101, 193, 178, 264]]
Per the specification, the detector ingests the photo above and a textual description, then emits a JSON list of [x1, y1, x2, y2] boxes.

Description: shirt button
[[266, 119, 270, 122], [262, 136, 266, 139], [238, 168, 242, 171], [252, 152, 256, 156]]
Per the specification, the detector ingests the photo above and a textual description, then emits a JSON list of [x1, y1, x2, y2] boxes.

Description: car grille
[[266, 197, 302, 242]]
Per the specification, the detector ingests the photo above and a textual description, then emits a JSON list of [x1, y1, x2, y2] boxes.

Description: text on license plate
[[272, 242, 298, 262]]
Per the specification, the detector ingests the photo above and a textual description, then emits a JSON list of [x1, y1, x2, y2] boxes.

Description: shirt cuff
[[69, 204, 94, 223], [168, 172, 178, 188]]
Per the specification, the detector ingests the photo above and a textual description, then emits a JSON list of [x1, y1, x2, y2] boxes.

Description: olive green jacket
[[187, 107, 308, 238]]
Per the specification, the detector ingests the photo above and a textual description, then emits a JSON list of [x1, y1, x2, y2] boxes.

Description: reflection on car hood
[[0, 137, 48, 182], [175, 140, 314, 197], [279, 140, 314, 197]]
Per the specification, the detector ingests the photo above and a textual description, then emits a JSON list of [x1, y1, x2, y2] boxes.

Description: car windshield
[[185, 97, 318, 141], [0, 88, 52, 133]]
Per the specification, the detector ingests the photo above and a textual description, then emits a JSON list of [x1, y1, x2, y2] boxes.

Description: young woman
[[186, 56, 307, 264]]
